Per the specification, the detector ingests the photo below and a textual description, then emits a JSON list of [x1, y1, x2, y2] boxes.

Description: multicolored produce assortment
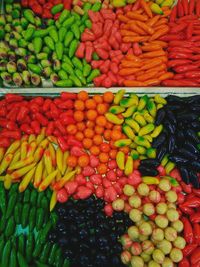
[[2, 0, 200, 87], [0, 90, 199, 267]]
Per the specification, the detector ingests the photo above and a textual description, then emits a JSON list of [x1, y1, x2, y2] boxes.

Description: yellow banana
[[4, 174, 12, 190], [124, 156, 133, 176], [36, 128, 46, 145], [9, 150, 21, 169], [19, 167, 36, 192], [27, 141, 37, 158], [54, 170, 77, 191], [39, 139, 49, 149], [161, 0, 174, 7], [34, 146, 44, 163], [56, 170, 62, 182], [116, 151, 125, 170]]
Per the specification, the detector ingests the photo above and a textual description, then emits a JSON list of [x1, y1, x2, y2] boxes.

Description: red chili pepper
[[189, 0, 195, 15], [57, 136, 69, 152], [60, 92, 77, 100], [35, 113, 48, 126], [182, 197, 200, 208], [185, 70, 200, 78], [31, 3, 43, 15], [180, 181, 192, 194], [183, 244, 198, 257], [177, 0, 184, 17], [20, 124, 34, 135], [181, 217, 194, 243], [85, 44, 94, 63], [168, 59, 192, 68], [31, 97, 44, 106], [169, 40, 194, 47], [170, 5, 177, 22], [0, 137, 10, 148], [50, 103, 59, 119], [171, 22, 187, 33], [43, 99, 52, 112], [193, 189, 200, 197], [192, 262, 200, 267], [197, 0, 200, 16], [168, 47, 193, 54], [5, 94, 23, 103], [191, 247, 200, 265], [173, 74, 185, 80], [1, 130, 21, 140], [17, 106, 29, 122], [31, 121, 40, 134], [177, 192, 185, 204], [186, 22, 194, 39], [179, 205, 194, 215], [191, 212, 200, 223], [67, 136, 82, 148], [55, 120, 66, 135], [182, 0, 189, 15], [169, 52, 193, 59], [58, 100, 74, 110], [194, 223, 200, 245]]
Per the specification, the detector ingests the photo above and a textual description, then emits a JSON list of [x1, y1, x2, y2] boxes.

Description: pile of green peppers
[[0, 2, 101, 87]]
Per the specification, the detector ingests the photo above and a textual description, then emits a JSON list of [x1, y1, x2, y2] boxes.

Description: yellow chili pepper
[[123, 125, 135, 140], [0, 148, 5, 164], [122, 106, 137, 118], [165, 161, 175, 175], [135, 114, 146, 127], [151, 125, 163, 138], [5, 140, 20, 155], [125, 118, 140, 133], [62, 151, 69, 175], [105, 113, 124, 125], [114, 139, 132, 147], [34, 146, 44, 163], [8, 156, 34, 171], [47, 136, 58, 145], [53, 170, 76, 191], [36, 128, 46, 145], [56, 170, 62, 182], [21, 135, 28, 142], [50, 191, 57, 212], [142, 176, 160, 185], [56, 147, 63, 174], [28, 134, 36, 143], [34, 159, 43, 188], [4, 174, 12, 190], [9, 150, 20, 169], [116, 151, 125, 170], [109, 106, 125, 114], [0, 153, 13, 175], [134, 136, 151, 148], [139, 123, 155, 136], [144, 113, 154, 123], [143, 135, 153, 143], [154, 94, 167, 105], [26, 141, 37, 157], [157, 104, 164, 110], [138, 95, 148, 111], [124, 156, 133, 176], [49, 143, 56, 167], [39, 139, 49, 149], [114, 89, 125, 105], [136, 146, 146, 155], [161, 154, 169, 167], [20, 141, 28, 160], [11, 163, 36, 180], [130, 94, 139, 106], [44, 149, 53, 175], [19, 167, 36, 192], [42, 168, 48, 181], [38, 169, 58, 191]]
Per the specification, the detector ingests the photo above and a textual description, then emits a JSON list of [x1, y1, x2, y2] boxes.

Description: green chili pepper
[[33, 240, 44, 258], [69, 40, 79, 58], [17, 251, 28, 267], [18, 234, 25, 254], [29, 206, 36, 231], [58, 70, 68, 80], [14, 203, 22, 224], [85, 19, 92, 29], [35, 261, 49, 267], [55, 79, 73, 87], [40, 221, 52, 243], [33, 37, 43, 53], [0, 183, 6, 215], [21, 18, 28, 29], [49, 27, 58, 43], [36, 208, 44, 231], [63, 16, 75, 28], [26, 233, 34, 263], [51, 4, 64, 15], [33, 29, 49, 38], [6, 191, 17, 219], [5, 216, 15, 238], [83, 2, 92, 11], [83, 64, 91, 77], [0, 235, 5, 259], [69, 74, 82, 87], [59, 9, 70, 24], [54, 248, 63, 267], [50, 212, 58, 227], [75, 69, 86, 85], [64, 31, 74, 48], [39, 243, 51, 263], [55, 42, 64, 60], [71, 24, 80, 39], [58, 27, 67, 42], [23, 188, 30, 203], [23, 9, 35, 24], [21, 203, 30, 228], [44, 36, 54, 50], [61, 62, 74, 75], [87, 69, 100, 83], [48, 244, 58, 265], [72, 57, 83, 70], [24, 27, 34, 41], [9, 247, 17, 267], [28, 64, 42, 75], [2, 240, 11, 267]]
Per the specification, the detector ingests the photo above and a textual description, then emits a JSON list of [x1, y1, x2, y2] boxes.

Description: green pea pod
[[75, 69, 86, 85], [5, 216, 15, 238], [62, 62, 74, 75], [83, 63, 91, 77], [48, 244, 58, 265], [24, 27, 34, 41], [39, 221, 52, 243], [91, 2, 102, 11], [58, 27, 67, 42], [81, 13, 89, 22], [71, 24, 80, 39], [33, 29, 49, 38], [63, 16, 75, 28], [6, 191, 17, 219], [26, 233, 34, 263], [2, 240, 11, 267], [23, 188, 30, 203], [44, 36, 54, 50], [17, 251, 28, 267], [55, 42, 64, 60], [55, 79, 73, 87], [83, 2, 92, 11], [28, 64, 42, 75], [64, 31, 74, 48], [49, 27, 58, 43], [36, 208, 44, 231], [58, 70, 68, 80], [59, 9, 70, 24], [29, 206, 36, 231], [0, 183, 6, 215], [69, 74, 82, 87], [9, 248, 17, 267], [69, 40, 79, 58], [87, 69, 100, 83], [21, 203, 30, 228], [23, 9, 35, 24], [72, 57, 83, 70], [51, 4, 64, 15], [63, 55, 73, 67], [33, 240, 44, 258], [85, 19, 92, 29], [39, 243, 51, 263]]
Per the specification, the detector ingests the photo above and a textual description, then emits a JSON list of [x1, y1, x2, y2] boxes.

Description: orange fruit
[[99, 152, 109, 163], [100, 143, 110, 153], [86, 120, 95, 129], [84, 128, 94, 138], [67, 155, 77, 168], [97, 103, 108, 115], [90, 145, 100, 156], [77, 122, 85, 131], [109, 149, 117, 159], [83, 138, 92, 149], [85, 99, 96, 110], [105, 122, 113, 129], [103, 91, 114, 103], [120, 146, 130, 154], [104, 129, 111, 141], [110, 130, 122, 140], [96, 115, 107, 127], [93, 95, 103, 104], [97, 163, 107, 174], [95, 126, 104, 135], [67, 124, 77, 135], [86, 110, 98, 121], [93, 135, 103, 145], [78, 154, 90, 167], [74, 111, 84, 122], [113, 125, 122, 131], [75, 132, 84, 141], [78, 91, 88, 101], [74, 100, 85, 111]]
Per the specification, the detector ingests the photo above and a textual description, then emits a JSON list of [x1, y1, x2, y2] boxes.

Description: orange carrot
[[137, 71, 158, 81], [154, 18, 168, 27], [155, 56, 168, 63], [140, 50, 166, 58], [150, 40, 168, 48], [147, 15, 161, 27], [141, 44, 162, 51], [121, 30, 137, 36], [123, 36, 149, 43], [135, 71, 145, 76], [124, 80, 146, 87], [141, 59, 163, 70], [136, 21, 155, 35], [126, 11, 148, 21], [118, 14, 130, 23], [119, 68, 140, 76], [145, 64, 167, 73], [154, 24, 166, 32], [149, 26, 169, 41], [128, 23, 146, 35], [126, 54, 142, 62], [144, 78, 160, 86], [140, 0, 153, 18], [158, 72, 174, 81], [121, 60, 142, 68]]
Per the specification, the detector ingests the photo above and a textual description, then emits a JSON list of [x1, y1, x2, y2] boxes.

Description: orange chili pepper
[[126, 11, 148, 21], [118, 14, 130, 23], [140, 50, 166, 58], [141, 44, 162, 51], [154, 18, 168, 27], [128, 23, 146, 35], [137, 70, 158, 81], [123, 36, 149, 43], [121, 30, 137, 37], [136, 21, 155, 35], [141, 59, 163, 70], [145, 63, 167, 73], [154, 24, 167, 32], [124, 80, 146, 87], [140, 0, 153, 18], [155, 56, 168, 63], [150, 26, 169, 41], [121, 60, 142, 68], [147, 15, 161, 27], [144, 78, 160, 86], [150, 40, 168, 48], [119, 68, 140, 76], [158, 72, 174, 81], [126, 54, 142, 62]]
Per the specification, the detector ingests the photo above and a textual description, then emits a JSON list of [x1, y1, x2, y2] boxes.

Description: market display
[[1, 0, 200, 87], [0, 90, 199, 267]]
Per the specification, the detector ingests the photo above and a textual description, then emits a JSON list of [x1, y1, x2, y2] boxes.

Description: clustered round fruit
[[111, 179, 186, 267], [48, 196, 133, 267]]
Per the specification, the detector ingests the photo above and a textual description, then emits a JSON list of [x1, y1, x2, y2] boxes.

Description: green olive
[[152, 249, 165, 264], [143, 203, 155, 216], [152, 228, 164, 242], [155, 215, 168, 229], [129, 194, 142, 208], [173, 236, 186, 249], [157, 239, 172, 255], [156, 203, 167, 215], [131, 256, 144, 267], [165, 190, 177, 203], [171, 220, 184, 233], [137, 183, 150, 196], [169, 248, 183, 263], [123, 184, 135, 196], [128, 226, 139, 241], [164, 227, 177, 242], [166, 209, 179, 222], [158, 179, 171, 192]]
